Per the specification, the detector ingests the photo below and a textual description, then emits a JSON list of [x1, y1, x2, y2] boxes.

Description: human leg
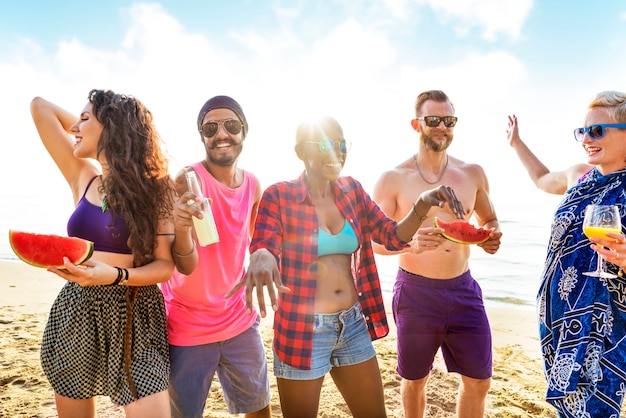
[[439, 273, 491, 417], [393, 269, 446, 417], [276, 377, 325, 418], [392, 270, 447, 380], [275, 304, 377, 417], [43, 285, 171, 412], [400, 376, 429, 418], [272, 319, 329, 417], [439, 274, 492, 368], [456, 375, 491, 418], [328, 302, 386, 417], [244, 405, 271, 418], [216, 317, 271, 415], [395, 270, 484, 417], [273, 351, 327, 418], [54, 394, 96, 418], [330, 357, 387, 418], [124, 389, 171, 418], [168, 343, 219, 418]]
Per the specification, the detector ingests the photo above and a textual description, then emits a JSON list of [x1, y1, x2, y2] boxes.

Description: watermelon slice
[[433, 217, 493, 245], [8, 230, 94, 269]]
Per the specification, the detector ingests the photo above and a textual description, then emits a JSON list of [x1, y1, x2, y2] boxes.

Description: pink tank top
[[161, 163, 258, 346]]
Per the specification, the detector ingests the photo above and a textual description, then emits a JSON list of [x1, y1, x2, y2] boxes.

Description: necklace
[[98, 175, 107, 213], [414, 154, 449, 185]]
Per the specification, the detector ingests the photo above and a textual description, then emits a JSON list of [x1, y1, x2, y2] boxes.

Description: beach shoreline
[[0, 260, 558, 417]]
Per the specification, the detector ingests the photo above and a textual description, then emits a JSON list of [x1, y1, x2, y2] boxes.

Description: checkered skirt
[[40, 282, 169, 405]]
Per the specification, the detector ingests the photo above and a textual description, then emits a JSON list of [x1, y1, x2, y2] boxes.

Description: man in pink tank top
[[162, 96, 269, 418]]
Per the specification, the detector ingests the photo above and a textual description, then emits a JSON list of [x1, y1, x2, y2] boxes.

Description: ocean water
[[375, 199, 557, 310], [0, 192, 559, 310]]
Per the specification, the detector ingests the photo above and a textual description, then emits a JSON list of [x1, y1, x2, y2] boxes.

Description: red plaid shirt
[[250, 172, 408, 369]]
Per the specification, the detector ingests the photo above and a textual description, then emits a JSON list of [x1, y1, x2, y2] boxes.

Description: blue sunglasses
[[304, 139, 352, 154], [573, 123, 626, 141]]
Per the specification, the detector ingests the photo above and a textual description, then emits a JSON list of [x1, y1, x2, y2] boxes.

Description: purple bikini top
[[67, 176, 132, 254]]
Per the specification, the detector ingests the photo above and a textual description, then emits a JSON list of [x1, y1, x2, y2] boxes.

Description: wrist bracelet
[[118, 268, 129, 286], [173, 240, 196, 257], [412, 202, 428, 223], [107, 267, 124, 286]]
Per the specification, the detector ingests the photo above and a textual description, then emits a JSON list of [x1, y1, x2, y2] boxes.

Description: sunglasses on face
[[304, 138, 352, 154], [573, 123, 626, 141], [416, 116, 458, 128], [200, 119, 243, 138]]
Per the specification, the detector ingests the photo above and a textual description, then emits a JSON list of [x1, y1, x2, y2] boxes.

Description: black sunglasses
[[200, 119, 243, 138], [416, 116, 458, 128], [573, 124, 626, 141]]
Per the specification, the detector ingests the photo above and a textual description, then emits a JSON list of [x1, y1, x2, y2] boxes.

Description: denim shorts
[[169, 316, 270, 417], [273, 302, 376, 380]]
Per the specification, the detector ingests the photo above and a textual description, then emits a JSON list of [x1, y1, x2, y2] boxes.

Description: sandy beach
[[0, 259, 559, 417]]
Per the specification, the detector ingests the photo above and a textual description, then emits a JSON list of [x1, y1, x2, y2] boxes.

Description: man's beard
[[206, 140, 243, 167], [421, 131, 453, 152]]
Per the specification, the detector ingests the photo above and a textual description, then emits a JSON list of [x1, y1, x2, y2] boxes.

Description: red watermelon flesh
[[8, 230, 94, 269], [433, 217, 493, 245]]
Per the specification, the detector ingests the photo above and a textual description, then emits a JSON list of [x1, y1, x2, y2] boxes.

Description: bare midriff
[[92, 251, 135, 269], [313, 253, 358, 313], [399, 239, 471, 280]]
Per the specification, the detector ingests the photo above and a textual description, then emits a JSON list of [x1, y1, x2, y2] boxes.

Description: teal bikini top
[[317, 219, 358, 257]]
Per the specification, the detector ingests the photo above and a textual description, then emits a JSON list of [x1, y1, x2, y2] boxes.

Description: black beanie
[[197, 95, 248, 137]]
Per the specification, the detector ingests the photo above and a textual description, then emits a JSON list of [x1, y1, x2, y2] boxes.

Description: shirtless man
[[373, 90, 502, 418], [507, 114, 592, 194]]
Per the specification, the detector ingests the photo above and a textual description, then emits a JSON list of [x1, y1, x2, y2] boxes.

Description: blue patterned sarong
[[538, 167, 626, 417]]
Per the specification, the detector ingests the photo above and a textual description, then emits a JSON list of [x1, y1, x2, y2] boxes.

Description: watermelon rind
[[433, 217, 493, 245], [8, 230, 94, 269]]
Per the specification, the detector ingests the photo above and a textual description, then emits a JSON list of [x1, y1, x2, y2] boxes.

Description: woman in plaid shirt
[[233, 116, 465, 418]]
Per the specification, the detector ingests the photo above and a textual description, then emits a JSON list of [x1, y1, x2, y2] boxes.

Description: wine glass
[[582, 204, 621, 278]]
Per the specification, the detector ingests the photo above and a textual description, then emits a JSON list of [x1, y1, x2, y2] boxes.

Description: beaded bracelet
[[118, 268, 129, 286], [107, 267, 124, 286]]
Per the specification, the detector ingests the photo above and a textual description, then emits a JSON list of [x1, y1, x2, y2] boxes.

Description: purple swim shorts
[[392, 268, 492, 380]]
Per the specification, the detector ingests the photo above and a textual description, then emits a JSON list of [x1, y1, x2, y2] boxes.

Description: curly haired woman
[[30, 89, 176, 417]]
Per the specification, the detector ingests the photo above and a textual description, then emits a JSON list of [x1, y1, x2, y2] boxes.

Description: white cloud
[[0, 0, 573, 210], [381, 0, 413, 19], [420, 0, 533, 41]]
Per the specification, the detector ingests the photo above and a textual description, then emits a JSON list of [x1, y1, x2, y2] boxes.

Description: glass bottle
[[184, 168, 219, 246]]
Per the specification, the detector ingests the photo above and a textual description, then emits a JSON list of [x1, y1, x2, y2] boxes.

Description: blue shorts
[[393, 268, 492, 380], [168, 316, 271, 417], [273, 302, 376, 380]]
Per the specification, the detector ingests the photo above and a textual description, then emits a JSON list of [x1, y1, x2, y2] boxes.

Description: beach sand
[[0, 260, 559, 417]]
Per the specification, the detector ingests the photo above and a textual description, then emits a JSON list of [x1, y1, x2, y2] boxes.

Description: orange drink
[[583, 226, 621, 241]]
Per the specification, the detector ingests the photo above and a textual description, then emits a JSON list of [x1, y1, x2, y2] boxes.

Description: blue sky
[[2, 1, 626, 234]]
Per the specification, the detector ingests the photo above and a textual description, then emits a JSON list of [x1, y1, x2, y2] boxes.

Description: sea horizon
[[1, 189, 561, 311]]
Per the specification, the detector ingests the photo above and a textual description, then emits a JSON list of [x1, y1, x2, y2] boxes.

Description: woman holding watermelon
[[30, 90, 176, 417]]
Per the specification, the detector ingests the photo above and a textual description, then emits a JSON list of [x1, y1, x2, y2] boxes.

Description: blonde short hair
[[588, 91, 626, 123]]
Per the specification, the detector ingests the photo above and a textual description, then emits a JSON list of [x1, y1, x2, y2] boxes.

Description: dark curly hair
[[88, 89, 174, 267]]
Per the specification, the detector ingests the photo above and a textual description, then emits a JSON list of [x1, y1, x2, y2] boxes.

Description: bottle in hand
[[184, 168, 219, 246]]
